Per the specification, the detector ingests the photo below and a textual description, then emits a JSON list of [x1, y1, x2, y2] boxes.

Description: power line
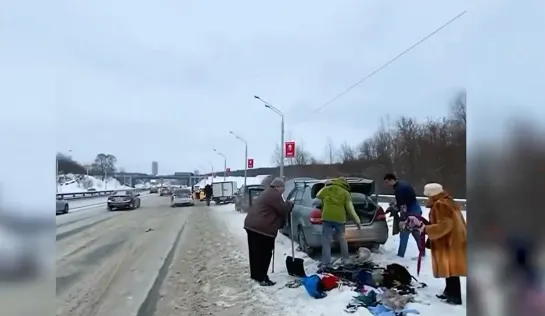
[[305, 10, 467, 119]]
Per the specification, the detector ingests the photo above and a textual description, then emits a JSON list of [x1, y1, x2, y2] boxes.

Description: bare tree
[[270, 144, 283, 166], [337, 141, 357, 163]]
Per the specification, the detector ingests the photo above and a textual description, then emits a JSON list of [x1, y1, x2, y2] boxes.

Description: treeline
[[217, 91, 467, 198], [56, 153, 120, 180]]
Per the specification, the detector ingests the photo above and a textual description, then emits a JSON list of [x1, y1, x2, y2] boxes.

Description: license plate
[[115, 198, 125, 202]]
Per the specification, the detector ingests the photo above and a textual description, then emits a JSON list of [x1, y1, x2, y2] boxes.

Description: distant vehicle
[[107, 190, 141, 211], [234, 184, 265, 213], [150, 186, 159, 193], [212, 181, 236, 205], [159, 187, 170, 196], [280, 177, 388, 255], [171, 188, 194, 207], [87, 188, 97, 192], [56, 196, 69, 214]]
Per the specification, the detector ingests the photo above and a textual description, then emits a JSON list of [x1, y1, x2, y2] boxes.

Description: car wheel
[[297, 226, 315, 256], [63, 204, 69, 214], [129, 202, 135, 210]]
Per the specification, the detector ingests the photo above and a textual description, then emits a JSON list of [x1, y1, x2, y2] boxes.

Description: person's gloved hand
[[356, 223, 361, 230], [405, 216, 425, 233]]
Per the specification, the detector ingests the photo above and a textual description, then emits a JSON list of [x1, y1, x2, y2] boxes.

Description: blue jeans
[[321, 221, 350, 266], [398, 229, 424, 257]]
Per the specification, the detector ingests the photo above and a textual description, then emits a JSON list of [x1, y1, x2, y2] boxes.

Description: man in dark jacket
[[203, 184, 213, 206], [383, 173, 423, 258], [244, 177, 293, 286]]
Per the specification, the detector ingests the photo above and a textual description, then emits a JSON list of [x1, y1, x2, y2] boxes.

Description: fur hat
[[423, 183, 443, 197]]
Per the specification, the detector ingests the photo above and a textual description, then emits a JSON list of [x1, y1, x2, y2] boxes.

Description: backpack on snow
[[382, 263, 412, 287]]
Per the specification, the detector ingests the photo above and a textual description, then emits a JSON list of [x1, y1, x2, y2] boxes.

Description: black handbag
[[425, 238, 431, 249]]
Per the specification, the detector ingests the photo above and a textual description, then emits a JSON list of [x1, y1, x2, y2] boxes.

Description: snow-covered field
[[195, 175, 271, 189], [212, 203, 467, 316], [57, 174, 144, 193]]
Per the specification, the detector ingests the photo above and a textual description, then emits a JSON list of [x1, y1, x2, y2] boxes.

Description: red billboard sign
[[285, 141, 295, 158], [247, 158, 254, 169]]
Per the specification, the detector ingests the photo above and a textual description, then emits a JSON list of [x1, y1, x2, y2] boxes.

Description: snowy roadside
[[211, 204, 466, 316]]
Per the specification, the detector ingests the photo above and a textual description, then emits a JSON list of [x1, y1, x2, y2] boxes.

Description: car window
[[292, 188, 306, 204], [113, 190, 129, 196], [287, 187, 302, 201], [299, 188, 313, 206]]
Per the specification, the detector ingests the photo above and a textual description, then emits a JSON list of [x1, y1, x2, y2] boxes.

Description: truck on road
[[212, 181, 236, 205]]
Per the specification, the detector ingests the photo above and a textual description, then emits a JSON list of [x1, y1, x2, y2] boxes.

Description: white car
[[171, 188, 194, 207]]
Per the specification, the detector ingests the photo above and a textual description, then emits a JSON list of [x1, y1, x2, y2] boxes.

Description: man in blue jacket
[[383, 173, 424, 258]]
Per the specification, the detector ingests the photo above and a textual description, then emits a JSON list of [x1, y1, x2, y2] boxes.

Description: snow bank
[[195, 175, 271, 189], [57, 174, 134, 193], [212, 204, 466, 316]]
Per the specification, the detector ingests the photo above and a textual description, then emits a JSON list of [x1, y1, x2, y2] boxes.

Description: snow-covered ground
[[57, 174, 144, 193], [195, 175, 271, 189], [211, 203, 467, 316]]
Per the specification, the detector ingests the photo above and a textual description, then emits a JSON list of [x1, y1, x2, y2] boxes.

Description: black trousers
[[444, 276, 462, 301], [246, 229, 275, 282]]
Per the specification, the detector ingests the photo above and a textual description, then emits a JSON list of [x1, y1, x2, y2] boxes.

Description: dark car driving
[[107, 190, 141, 211]]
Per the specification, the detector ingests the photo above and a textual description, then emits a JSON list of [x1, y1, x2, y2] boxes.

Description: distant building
[[151, 161, 158, 176]]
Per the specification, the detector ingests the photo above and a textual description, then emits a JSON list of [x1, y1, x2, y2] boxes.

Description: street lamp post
[[207, 161, 214, 184], [254, 95, 284, 179], [213, 149, 227, 181], [230, 131, 248, 187]]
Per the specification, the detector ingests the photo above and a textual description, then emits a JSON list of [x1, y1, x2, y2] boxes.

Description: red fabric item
[[319, 274, 339, 291]]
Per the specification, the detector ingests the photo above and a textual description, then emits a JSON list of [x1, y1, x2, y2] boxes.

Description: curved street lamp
[[254, 95, 285, 179]]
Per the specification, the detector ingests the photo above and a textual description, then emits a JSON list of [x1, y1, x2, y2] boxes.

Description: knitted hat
[[423, 183, 443, 197], [269, 177, 285, 187]]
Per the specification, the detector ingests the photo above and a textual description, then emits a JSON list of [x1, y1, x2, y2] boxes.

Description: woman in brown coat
[[409, 183, 466, 305]]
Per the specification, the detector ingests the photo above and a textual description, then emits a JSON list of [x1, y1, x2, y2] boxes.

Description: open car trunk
[[312, 179, 377, 225]]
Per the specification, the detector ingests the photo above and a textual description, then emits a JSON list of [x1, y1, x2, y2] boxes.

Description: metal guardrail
[[376, 194, 467, 209], [56, 188, 148, 200]]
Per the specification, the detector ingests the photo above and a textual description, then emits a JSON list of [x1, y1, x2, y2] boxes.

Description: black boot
[[444, 296, 463, 305], [436, 293, 448, 300], [259, 279, 275, 286]]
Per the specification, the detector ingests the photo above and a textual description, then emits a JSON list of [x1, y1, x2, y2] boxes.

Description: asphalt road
[[56, 195, 274, 316], [56, 194, 190, 316]]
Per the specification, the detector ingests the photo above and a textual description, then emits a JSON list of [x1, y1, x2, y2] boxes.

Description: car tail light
[[108, 196, 114, 200], [375, 206, 386, 221], [309, 209, 322, 224]]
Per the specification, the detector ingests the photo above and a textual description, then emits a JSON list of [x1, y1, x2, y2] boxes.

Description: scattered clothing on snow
[[302, 274, 327, 299], [380, 288, 412, 311], [319, 273, 340, 291], [367, 304, 419, 316]]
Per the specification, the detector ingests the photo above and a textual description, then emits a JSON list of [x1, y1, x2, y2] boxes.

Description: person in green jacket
[[316, 177, 361, 267]]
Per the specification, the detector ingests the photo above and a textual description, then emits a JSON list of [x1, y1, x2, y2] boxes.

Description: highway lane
[[65, 192, 154, 210], [56, 194, 190, 316]]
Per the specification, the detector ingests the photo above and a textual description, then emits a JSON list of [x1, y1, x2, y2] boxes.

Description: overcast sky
[[2, 0, 544, 175]]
